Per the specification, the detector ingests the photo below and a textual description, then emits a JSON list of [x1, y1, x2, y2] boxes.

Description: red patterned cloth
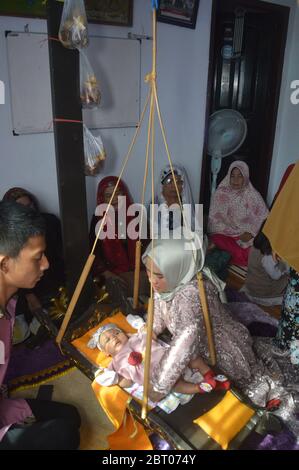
[[89, 176, 138, 275]]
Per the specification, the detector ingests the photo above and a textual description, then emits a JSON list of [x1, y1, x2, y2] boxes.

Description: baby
[[88, 316, 230, 395]]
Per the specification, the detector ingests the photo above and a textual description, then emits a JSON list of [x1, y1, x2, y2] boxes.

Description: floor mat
[[5, 339, 73, 393], [11, 368, 114, 450]]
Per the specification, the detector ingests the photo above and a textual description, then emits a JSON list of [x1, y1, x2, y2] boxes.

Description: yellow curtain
[[263, 162, 299, 272]]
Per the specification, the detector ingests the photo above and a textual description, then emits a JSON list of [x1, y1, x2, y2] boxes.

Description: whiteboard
[[6, 32, 141, 134]]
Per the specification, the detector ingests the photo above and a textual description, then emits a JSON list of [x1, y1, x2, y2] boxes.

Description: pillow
[[193, 390, 255, 450]]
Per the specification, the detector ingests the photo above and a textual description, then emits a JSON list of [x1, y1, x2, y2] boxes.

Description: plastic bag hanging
[[80, 51, 101, 108], [59, 0, 89, 49], [83, 124, 106, 176]]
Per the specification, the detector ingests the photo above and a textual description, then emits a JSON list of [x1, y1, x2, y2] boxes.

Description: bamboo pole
[[141, 297, 154, 419], [56, 253, 95, 345], [55, 90, 151, 346], [141, 9, 157, 417], [133, 240, 142, 309], [197, 272, 216, 366]]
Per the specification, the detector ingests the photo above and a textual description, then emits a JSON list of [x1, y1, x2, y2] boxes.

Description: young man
[[0, 201, 81, 449]]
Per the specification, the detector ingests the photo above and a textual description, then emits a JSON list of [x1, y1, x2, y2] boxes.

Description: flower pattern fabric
[[208, 161, 269, 238], [274, 269, 299, 350]]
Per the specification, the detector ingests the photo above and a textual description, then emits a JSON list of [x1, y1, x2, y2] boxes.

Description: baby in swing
[[88, 316, 230, 396]]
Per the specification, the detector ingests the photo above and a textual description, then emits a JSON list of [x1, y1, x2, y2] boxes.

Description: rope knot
[[144, 72, 156, 84]]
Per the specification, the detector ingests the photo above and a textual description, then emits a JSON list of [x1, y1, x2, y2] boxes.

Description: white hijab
[[151, 164, 196, 236], [142, 232, 226, 302]]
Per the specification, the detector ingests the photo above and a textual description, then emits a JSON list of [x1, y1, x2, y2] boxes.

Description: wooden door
[[200, 0, 289, 211]]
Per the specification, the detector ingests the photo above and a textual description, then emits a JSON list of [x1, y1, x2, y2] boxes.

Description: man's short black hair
[[0, 201, 45, 258]]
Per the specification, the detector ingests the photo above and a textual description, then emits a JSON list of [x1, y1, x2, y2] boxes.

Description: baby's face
[[99, 329, 128, 356]]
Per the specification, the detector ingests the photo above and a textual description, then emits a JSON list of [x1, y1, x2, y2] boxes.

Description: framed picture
[[0, 0, 133, 27], [157, 0, 200, 29], [0, 1, 45, 19], [84, 0, 133, 26]]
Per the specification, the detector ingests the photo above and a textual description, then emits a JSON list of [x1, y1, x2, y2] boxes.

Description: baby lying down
[[88, 315, 230, 412]]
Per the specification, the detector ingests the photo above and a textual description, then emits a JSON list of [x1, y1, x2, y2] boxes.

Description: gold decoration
[[93, 279, 109, 305], [48, 287, 69, 322]]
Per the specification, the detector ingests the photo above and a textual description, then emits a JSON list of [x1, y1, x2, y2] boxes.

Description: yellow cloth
[[72, 311, 153, 450], [193, 390, 255, 450], [263, 162, 299, 272]]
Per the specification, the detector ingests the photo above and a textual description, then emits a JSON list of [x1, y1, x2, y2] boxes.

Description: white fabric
[[126, 314, 145, 331], [124, 383, 193, 414], [143, 231, 226, 302], [152, 164, 195, 236], [94, 368, 119, 386], [261, 255, 289, 281]]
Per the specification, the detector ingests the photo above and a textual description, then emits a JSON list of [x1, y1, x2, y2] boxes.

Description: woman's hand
[[207, 241, 216, 253], [239, 232, 253, 243]]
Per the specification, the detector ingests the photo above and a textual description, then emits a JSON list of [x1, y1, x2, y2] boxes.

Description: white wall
[[0, 17, 58, 214], [1, 0, 298, 219], [0, 0, 212, 221], [262, 0, 299, 203]]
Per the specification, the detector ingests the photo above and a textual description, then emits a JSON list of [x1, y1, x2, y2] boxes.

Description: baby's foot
[[204, 370, 231, 391], [266, 398, 281, 411]]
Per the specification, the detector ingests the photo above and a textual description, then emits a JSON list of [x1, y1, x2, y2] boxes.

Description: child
[[88, 318, 230, 396], [242, 227, 288, 306]]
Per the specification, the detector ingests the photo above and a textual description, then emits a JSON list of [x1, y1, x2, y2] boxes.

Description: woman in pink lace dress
[[142, 236, 299, 437]]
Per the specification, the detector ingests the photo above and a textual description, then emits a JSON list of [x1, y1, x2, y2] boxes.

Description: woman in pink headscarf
[[208, 161, 269, 266]]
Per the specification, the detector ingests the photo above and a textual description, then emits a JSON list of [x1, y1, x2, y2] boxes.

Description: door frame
[[199, 0, 290, 207]]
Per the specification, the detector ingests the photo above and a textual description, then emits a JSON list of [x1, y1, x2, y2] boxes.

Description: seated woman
[[88, 321, 230, 395], [242, 224, 288, 306], [152, 164, 230, 279], [89, 176, 149, 296], [208, 161, 269, 266], [141, 235, 299, 438], [152, 163, 195, 236]]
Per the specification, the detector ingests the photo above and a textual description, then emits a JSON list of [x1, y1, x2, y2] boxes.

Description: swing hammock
[[44, 2, 265, 450]]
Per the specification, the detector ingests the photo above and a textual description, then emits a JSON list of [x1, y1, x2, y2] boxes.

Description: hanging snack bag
[[83, 125, 106, 176], [80, 51, 101, 108], [59, 0, 89, 49]]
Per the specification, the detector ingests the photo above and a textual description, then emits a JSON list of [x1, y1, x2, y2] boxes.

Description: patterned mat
[[5, 339, 74, 393]]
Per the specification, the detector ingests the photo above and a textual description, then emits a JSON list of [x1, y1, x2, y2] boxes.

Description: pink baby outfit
[[108, 331, 166, 385]]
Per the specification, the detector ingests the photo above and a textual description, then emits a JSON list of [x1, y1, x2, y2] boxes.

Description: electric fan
[[207, 109, 247, 194]]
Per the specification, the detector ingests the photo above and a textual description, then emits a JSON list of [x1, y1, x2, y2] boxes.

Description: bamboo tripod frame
[[56, 6, 216, 420]]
